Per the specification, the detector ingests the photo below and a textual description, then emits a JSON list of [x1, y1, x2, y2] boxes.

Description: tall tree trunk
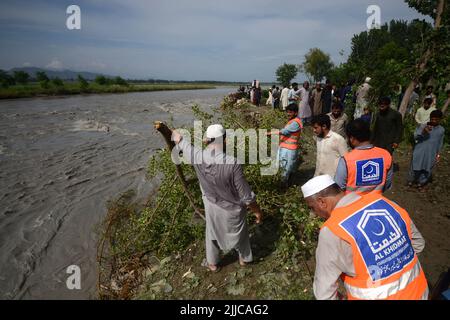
[[398, 0, 445, 118]]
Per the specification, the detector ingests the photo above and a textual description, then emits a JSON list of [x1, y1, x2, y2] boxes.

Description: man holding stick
[[171, 124, 263, 272]]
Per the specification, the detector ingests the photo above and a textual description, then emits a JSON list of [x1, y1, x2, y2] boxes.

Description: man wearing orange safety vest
[[301, 175, 428, 300], [267, 103, 302, 186], [335, 119, 393, 195]]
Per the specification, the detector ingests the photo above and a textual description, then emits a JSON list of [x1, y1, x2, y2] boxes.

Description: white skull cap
[[301, 175, 336, 198], [206, 124, 225, 139]]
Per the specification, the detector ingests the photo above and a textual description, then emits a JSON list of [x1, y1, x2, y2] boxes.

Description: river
[[0, 87, 234, 299]]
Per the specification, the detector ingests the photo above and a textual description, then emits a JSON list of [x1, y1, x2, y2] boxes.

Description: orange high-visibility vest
[[323, 192, 428, 300], [279, 117, 302, 150], [343, 146, 392, 195]]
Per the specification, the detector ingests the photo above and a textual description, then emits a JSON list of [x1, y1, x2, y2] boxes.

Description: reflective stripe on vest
[[343, 147, 392, 195], [344, 261, 423, 300], [323, 192, 428, 300], [279, 118, 302, 150]]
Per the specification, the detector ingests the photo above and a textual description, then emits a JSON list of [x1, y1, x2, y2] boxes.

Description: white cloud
[[89, 61, 106, 70], [46, 58, 63, 70], [0, 0, 433, 81]]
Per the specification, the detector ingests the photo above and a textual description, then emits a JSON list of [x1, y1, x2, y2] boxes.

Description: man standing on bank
[[371, 96, 403, 156], [335, 119, 393, 195], [172, 124, 263, 272], [267, 103, 303, 187], [301, 174, 428, 300], [311, 114, 348, 178]]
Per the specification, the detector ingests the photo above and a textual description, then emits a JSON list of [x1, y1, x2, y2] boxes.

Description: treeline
[[275, 0, 449, 113], [0, 69, 247, 89], [0, 69, 129, 89], [128, 79, 246, 85]]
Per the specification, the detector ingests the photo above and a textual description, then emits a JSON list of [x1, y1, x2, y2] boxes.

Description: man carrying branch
[[172, 124, 263, 272]]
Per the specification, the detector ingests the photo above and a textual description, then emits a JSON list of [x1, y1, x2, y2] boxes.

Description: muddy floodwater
[[0, 88, 234, 299]]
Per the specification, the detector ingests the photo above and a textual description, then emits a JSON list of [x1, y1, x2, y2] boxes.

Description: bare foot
[[208, 264, 220, 272]]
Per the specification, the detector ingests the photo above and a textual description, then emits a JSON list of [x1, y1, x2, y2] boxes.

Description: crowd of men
[[269, 79, 448, 192], [170, 79, 448, 300]]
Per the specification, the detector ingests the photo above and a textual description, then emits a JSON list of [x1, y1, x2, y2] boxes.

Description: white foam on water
[[71, 120, 110, 132]]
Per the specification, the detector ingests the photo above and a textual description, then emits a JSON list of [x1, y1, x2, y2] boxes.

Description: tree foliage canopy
[[276, 63, 298, 87], [13, 71, 29, 85], [301, 48, 334, 83]]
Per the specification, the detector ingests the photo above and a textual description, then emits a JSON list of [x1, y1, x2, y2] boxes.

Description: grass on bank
[[97, 98, 322, 300], [0, 82, 216, 99]]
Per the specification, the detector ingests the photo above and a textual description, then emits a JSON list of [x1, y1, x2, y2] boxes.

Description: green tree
[[13, 71, 29, 85], [36, 71, 50, 89], [302, 48, 334, 83], [276, 63, 298, 87], [0, 69, 15, 88], [114, 76, 128, 86], [51, 77, 64, 87], [398, 0, 450, 117], [95, 75, 107, 85], [77, 75, 89, 91]]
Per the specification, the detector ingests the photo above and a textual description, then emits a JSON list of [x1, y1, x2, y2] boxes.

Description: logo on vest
[[356, 158, 384, 186], [357, 209, 402, 254], [340, 199, 414, 280]]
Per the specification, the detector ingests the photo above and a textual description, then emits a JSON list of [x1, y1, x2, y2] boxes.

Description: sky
[[0, 0, 431, 82]]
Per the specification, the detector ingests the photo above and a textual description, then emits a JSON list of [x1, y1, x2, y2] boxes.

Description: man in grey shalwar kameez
[[408, 110, 445, 189], [172, 124, 263, 272]]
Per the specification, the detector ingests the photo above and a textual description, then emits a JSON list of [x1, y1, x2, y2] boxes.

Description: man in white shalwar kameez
[[280, 85, 290, 110], [172, 124, 263, 272], [297, 81, 312, 123]]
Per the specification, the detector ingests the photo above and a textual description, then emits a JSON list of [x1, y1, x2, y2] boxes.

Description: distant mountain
[[7, 67, 114, 81]]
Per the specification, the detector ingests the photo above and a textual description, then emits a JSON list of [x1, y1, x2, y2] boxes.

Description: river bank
[[0, 83, 217, 99], [97, 98, 321, 300], [0, 87, 234, 299], [99, 97, 450, 300]]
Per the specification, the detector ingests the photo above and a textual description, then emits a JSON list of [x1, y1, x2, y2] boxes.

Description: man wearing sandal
[[172, 124, 263, 272]]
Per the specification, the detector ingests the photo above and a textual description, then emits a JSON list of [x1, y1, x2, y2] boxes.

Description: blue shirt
[[280, 119, 301, 136], [334, 144, 393, 191], [288, 89, 299, 103]]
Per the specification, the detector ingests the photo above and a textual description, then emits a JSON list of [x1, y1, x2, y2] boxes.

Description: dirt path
[[385, 147, 450, 287]]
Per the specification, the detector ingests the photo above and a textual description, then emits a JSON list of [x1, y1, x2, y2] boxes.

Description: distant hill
[[7, 67, 114, 81]]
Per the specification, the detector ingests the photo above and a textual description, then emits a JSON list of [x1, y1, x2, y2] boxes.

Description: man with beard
[[371, 97, 403, 155], [335, 119, 393, 195], [312, 114, 348, 177], [327, 102, 348, 138]]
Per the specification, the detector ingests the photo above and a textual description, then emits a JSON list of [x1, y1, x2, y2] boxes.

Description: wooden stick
[[154, 121, 206, 221]]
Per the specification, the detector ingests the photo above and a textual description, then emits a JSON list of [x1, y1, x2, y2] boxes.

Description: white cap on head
[[206, 124, 225, 139], [365, 77, 371, 83], [301, 175, 336, 198]]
